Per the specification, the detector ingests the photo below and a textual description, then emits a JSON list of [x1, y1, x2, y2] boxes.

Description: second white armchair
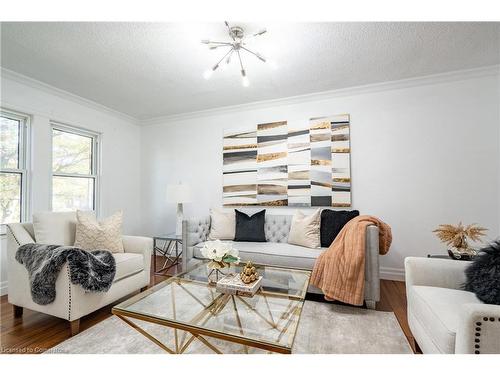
[[405, 257, 500, 354]]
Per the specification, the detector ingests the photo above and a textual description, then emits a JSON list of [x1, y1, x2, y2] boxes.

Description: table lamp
[[166, 183, 192, 235]]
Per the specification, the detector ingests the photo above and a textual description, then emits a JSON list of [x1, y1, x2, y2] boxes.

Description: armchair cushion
[[74, 210, 124, 253], [33, 211, 77, 245], [410, 285, 482, 353]]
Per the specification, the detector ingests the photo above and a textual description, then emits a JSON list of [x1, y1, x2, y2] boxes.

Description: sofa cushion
[[194, 241, 327, 270], [409, 285, 482, 353], [33, 211, 77, 246], [288, 209, 321, 248], [208, 208, 235, 240], [320, 209, 359, 247], [235, 209, 266, 242], [113, 253, 144, 282]]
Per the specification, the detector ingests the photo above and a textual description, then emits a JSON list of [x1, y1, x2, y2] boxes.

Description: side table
[[153, 234, 182, 275], [427, 254, 474, 261], [426, 254, 452, 259]]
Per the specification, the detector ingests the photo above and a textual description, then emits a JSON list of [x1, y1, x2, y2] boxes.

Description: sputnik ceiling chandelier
[[201, 21, 274, 87]]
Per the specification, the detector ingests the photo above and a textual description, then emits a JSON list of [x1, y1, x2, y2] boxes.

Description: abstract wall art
[[222, 114, 351, 207]]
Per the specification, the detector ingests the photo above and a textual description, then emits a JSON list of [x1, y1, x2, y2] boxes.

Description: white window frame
[[50, 122, 100, 215], [0, 108, 31, 232]]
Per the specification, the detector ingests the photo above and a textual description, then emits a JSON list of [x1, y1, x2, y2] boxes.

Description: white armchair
[[6, 220, 152, 336], [405, 257, 500, 354]]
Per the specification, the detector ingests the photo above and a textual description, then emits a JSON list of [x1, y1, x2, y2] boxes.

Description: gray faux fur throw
[[16, 243, 116, 305]]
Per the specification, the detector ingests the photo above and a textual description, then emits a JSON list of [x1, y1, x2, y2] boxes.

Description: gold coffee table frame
[[112, 262, 311, 354]]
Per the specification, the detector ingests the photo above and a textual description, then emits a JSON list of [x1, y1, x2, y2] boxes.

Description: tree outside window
[[51, 125, 99, 213]]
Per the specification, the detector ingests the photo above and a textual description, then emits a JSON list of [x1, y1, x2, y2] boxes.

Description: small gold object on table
[[240, 261, 258, 284]]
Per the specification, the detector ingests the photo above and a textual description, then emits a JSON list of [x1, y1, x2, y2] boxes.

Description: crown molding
[[2, 65, 498, 127], [0, 68, 140, 125], [141, 64, 500, 126]]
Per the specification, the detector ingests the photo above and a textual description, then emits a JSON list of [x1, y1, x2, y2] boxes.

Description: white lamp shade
[[166, 183, 192, 203]]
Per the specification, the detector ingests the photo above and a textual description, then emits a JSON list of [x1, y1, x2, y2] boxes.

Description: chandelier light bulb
[[203, 69, 213, 80], [242, 75, 250, 87], [268, 59, 278, 70]]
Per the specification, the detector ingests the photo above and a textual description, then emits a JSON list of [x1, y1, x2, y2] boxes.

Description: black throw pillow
[[234, 209, 266, 242], [464, 240, 500, 305], [320, 209, 360, 247]]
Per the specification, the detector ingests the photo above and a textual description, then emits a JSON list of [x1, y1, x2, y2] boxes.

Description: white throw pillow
[[288, 209, 321, 248], [208, 208, 235, 240], [33, 211, 77, 245], [74, 210, 124, 253]]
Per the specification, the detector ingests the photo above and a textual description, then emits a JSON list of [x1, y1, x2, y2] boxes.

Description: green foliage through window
[[51, 126, 97, 213]]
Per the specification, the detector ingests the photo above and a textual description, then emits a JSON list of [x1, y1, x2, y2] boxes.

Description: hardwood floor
[[0, 258, 415, 354]]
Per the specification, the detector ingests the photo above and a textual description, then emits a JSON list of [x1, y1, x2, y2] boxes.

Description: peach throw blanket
[[310, 215, 392, 306]]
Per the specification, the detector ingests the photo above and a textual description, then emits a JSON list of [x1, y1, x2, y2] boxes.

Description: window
[[51, 123, 99, 213], [1, 109, 30, 227]]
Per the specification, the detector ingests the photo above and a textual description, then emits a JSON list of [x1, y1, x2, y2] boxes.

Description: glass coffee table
[[112, 261, 311, 354]]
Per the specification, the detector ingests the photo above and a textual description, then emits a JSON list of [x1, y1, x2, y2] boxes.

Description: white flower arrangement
[[201, 240, 240, 268]]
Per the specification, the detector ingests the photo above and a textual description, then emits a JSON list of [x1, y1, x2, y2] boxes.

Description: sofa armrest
[[405, 257, 469, 291], [122, 235, 153, 254], [364, 225, 380, 306], [182, 216, 210, 271], [6, 223, 35, 247], [122, 235, 152, 276], [455, 303, 500, 354]]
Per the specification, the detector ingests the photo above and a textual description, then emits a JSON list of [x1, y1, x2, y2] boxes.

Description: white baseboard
[[0, 280, 8, 296], [380, 267, 405, 281]]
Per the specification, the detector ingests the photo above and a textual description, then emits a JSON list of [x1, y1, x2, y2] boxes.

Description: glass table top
[[113, 261, 311, 352], [154, 233, 182, 241]]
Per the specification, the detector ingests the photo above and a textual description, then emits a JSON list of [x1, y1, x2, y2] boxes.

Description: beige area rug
[[47, 301, 412, 354]]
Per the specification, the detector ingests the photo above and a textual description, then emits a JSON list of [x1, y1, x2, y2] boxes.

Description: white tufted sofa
[[182, 214, 381, 309]]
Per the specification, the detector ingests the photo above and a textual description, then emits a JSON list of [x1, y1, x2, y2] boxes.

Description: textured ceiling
[[1, 22, 499, 120]]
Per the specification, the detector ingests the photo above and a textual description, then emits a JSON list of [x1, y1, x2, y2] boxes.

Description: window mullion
[[53, 172, 96, 178]]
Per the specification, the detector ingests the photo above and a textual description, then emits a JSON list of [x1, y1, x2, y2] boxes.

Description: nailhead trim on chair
[[474, 316, 500, 354], [474, 320, 482, 354], [6, 225, 21, 246], [67, 267, 72, 321]]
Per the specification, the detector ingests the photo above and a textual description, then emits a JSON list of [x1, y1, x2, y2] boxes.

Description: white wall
[[0, 73, 142, 295], [1, 68, 498, 295], [141, 71, 500, 280]]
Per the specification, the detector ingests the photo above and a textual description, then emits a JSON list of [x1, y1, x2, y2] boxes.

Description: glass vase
[[207, 261, 229, 285]]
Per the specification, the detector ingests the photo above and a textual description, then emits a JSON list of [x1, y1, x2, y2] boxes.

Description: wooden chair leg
[[70, 319, 80, 336], [412, 338, 422, 354], [13, 305, 23, 318]]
